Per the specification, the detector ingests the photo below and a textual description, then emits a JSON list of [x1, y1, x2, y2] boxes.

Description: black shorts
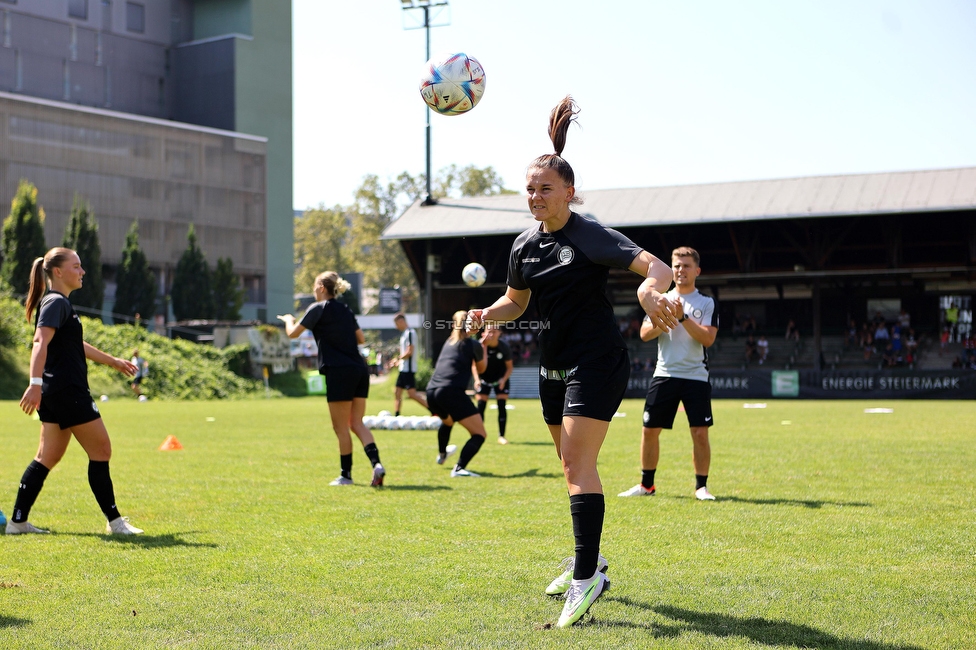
[[539, 348, 630, 426], [395, 371, 417, 390], [324, 365, 370, 402], [426, 386, 479, 422], [38, 388, 101, 429], [476, 380, 509, 397], [131, 376, 143, 385], [643, 376, 713, 429]]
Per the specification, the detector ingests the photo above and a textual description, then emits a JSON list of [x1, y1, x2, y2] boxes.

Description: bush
[[0, 290, 31, 399], [415, 356, 434, 391], [268, 370, 309, 397], [221, 344, 252, 378]]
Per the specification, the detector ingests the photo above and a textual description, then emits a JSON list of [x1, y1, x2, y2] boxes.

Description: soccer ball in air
[[462, 262, 487, 287], [420, 53, 486, 116]]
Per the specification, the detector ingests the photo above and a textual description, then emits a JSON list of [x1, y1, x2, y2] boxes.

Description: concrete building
[[0, 0, 292, 322]]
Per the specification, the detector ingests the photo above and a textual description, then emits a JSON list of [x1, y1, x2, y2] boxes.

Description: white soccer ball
[[420, 53, 486, 116], [138, 395, 148, 402], [378, 410, 391, 418], [100, 395, 109, 402], [378, 416, 393, 430], [426, 416, 443, 430], [362, 415, 376, 429], [389, 416, 403, 430], [462, 262, 487, 288], [405, 416, 421, 430]]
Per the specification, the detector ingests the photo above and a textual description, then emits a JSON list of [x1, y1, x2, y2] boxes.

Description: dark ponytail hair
[[528, 96, 583, 205], [24, 247, 75, 322]]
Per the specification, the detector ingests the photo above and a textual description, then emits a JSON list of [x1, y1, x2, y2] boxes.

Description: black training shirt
[[507, 212, 641, 369], [35, 291, 89, 395], [300, 299, 366, 371], [479, 340, 512, 383], [427, 337, 484, 391]]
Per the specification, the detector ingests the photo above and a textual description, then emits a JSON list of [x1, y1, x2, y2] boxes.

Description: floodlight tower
[[402, 0, 449, 359], [401, 0, 449, 206]]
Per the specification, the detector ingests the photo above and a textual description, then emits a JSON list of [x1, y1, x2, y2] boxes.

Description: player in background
[[392, 312, 428, 415], [279, 271, 385, 487], [472, 323, 514, 444], [469, 96, 677, 628], [619, 247, 719, 501], [11, 247, 143, 535], [129, 348, 148, 397], [426, 311, 489, 476]]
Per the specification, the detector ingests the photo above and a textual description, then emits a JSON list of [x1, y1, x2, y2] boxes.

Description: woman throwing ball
[[10, 247, 143, 535], [426, 310, 489, 476], [279, 272, 385, 487], [469, 97, 677, 627]]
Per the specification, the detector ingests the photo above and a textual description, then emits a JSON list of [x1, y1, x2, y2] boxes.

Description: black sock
[[340, 454, 353, 480], [88, 461, 122, 522], [457, 435, 485, 469], [395, 411, 400, 417], [477, 400, 487, 418], [570, 493, 605, 580], [12, 460, 50, 523], [437, 424, 452, 454], [497, 399, 507, 436], [363, 442, 381, 467], [642, 469, 656, 489], [696, 474, 708, 490]]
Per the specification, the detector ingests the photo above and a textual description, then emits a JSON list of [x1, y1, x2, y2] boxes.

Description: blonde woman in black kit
[[279, 271, 385, 487], [10, 247, 143, 535], [469, 97, 677, 627]]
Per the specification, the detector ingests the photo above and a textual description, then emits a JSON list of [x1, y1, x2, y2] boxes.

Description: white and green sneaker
[[329, 476, 353, 486], [545, 554, 609, 596], [557, 570, 610, 628], [5, 520, 49, 535]]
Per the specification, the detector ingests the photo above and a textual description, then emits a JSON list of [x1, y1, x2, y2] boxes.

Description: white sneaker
[[450, 466, 480, 477], [5, 520, 49, 535], [545, 554, 609, 596], [497, 436, 509, 445], [370, 463, 385, 487], [330, 476, 353, 486], [557, 570, 610, 628], [435, 444, 458, 465], [618, 483, 656, 497], [695, 486, 716, 501], [107, 517, 143, 535]]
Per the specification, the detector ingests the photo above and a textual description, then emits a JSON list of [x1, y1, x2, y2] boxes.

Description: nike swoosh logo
[[540, 241, 555, 248], [705, 417, 712, 421], [568, 402, 585, 408]]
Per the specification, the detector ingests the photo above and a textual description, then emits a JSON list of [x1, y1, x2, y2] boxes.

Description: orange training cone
[[158, 435, 183, 451]]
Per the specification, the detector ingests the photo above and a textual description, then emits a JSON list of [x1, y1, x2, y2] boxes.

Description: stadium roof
[[382, 166, 976, 241]]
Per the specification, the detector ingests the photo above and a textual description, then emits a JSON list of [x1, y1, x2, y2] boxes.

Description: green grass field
[[1, 396, 973, 649]]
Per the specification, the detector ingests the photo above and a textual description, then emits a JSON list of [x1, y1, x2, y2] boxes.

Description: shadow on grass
[[0, 616, 31, 629], [708, 495, 871, 509], [382, 485, 452, 491], [61, 532, 218, 549], [476, 468, 562, 480], [511, 441, 553, 447], [603, 599, 923, 650]]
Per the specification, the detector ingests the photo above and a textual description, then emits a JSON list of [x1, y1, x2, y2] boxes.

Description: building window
[[126, 2, 144, 33], [68, 0, 88, 19]]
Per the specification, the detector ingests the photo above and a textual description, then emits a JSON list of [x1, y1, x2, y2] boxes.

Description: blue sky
[[292, 0, 976, 211]]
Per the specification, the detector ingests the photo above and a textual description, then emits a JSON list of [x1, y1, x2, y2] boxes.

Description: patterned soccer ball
[[462, 262, 487, 287], [420, 53, 486, 116]]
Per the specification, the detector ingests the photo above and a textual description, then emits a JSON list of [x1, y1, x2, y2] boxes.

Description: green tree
[[213, 257, 243, 321], [293, 204, 349, 293], [434, 164, 516, 198], [61, 195, 104, 315], [171, 224, 214, 321], [1, 180, 48, 295], [114, 221, 156, 324]]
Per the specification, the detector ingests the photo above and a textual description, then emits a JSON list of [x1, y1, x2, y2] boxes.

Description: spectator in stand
[[898, 309, 911, 331], [905, 329, 918, 366], [846, 319, 858, 348], [891, 330, 903, 365], [945, 304, 959, 340], [745, 335, 758, 364], [940, 326, 950, 355], [862, 324, 874, 360], [785, 319, 800, 342], [756, 335, 769, 365], [744, 314, 756, 334], [882, 342, 896, 368], [731, 315, 743, 340], [874, 321, 890, 354]]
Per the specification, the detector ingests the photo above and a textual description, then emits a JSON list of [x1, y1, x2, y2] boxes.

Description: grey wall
[[169, 36, 235, 130]]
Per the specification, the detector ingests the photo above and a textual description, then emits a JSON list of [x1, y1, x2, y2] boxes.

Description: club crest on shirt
[[557, 247, 574, 265], [495, 352, 504, 359], [693, 308, 703, 319]]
